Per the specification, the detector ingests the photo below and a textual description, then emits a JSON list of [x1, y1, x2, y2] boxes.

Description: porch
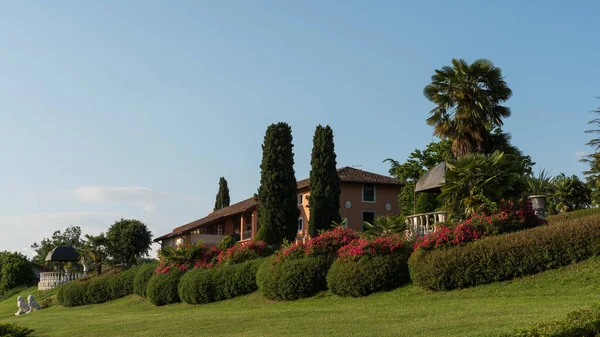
[[182, 211, 257, 247], [405, 211, 447, 237], [38, 271, 84, 290]]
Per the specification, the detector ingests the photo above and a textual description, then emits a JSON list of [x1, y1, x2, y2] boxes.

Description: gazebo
[[38, 246, 84, 290], [406, 162, 448, 237]]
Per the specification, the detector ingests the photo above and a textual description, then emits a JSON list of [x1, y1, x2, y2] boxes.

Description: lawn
[[2, 256, 600, 337]]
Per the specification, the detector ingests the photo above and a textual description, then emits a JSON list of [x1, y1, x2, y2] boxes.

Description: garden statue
[[27, 295, 40, 312], [15, 296, 29, 316]]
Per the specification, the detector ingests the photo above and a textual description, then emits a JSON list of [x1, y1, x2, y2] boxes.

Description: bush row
[[409, 214, 600, 291], [503, 305, 600, 337], [133, 261, 159, 297], [146, 270, 183, 306], [178, 258, 265, 304], [0, 323, 34, 337]]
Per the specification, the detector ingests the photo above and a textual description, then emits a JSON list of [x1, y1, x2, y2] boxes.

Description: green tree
[[81, 233, 108, 275], [106, 219, 153, 266], [255, 122, 300, 245], [213, 177, 231, 211], [308, 125, 342, 236], [548, 174, 591, 214], [0, 251, 36, 293], [424, 59, 513, 157], [30, 226, 83, 267], [582, 99, 600, 205]]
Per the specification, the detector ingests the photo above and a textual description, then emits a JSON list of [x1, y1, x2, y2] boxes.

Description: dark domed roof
[[45, 246, 80, 262], [415, 162, 446, 193]]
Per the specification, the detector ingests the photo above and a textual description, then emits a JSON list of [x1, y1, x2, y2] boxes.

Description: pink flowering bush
[[337, 234, 406, 262], [217, 240, 270, 265], [156, 242, 221, 274], [274, 227, 359, 264]]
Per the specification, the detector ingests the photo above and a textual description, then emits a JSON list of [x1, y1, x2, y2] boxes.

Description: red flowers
[[217, 240, 268, 265], [274, 227, 359, 264], [337, 235, 405, 262]]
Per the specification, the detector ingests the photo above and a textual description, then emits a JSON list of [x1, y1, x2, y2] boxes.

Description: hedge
[[133, 261, 159, 297], [257, 255, 332, 301], [0, 323, 34, 337], [178, 258, 265, 304], [327, 255, 410, 297], [409, 214, 600, 291], [57, 281, 89, 307], [146, 271, 182, 306], [503, 305, 600, 337]]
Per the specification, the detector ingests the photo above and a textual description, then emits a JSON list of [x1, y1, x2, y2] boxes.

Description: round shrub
[[85, 275, 112, 304], [57, 281, 89, 307], [409, 214, 600, 291], [0, 252, 36, 292], [257, 255, 332, 301], [109, 266, 139, 299], [146, 271, 182, 306], [133, 261, 159, 297], [178, 268, 214, 304], [327, 255, 409, 297]]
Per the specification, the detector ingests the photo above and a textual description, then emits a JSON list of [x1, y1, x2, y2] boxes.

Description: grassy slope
[[1, 256, 600, 337]]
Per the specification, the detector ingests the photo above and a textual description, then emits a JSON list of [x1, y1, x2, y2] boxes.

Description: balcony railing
[[405, 211, 447, 237], [38, 271, 84, 290]]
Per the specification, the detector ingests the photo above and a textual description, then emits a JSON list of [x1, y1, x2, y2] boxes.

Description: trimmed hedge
[[327, 255, 410, 297], [178, 258, 265, 304], [133, 261, 159, 297], [409, 214, 600, 291], [0, 323, 34, 336], [503, 305, 600, 337], [146, 271, 182, 306], [257, 255, 332, 301], [57, 281, 89, 307]]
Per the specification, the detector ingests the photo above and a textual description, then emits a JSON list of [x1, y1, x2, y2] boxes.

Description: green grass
[[2, 257, 600, 337]]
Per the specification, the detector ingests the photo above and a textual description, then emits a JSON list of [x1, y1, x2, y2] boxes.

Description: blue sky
[[1, 1, 599, 257]]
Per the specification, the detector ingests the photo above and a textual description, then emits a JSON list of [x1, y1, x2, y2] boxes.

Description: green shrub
[[59, 266, 140, 306], [409, 214, 600, 291], [108, 266, 138, 299], [503, 305, 600, 337], [547, 208, 600, 224], [257, 255, 332, 301], [327, 255, 410, 297], [146, 271, 182, 306], [0, 252, 36, 293], [57, 281, 89, 307], [133, 261, 159, 297], [217, 235, 236, 250], [85, 274, 112, 304], [179, 258, 265, 305], [0, 323, 34, 336]]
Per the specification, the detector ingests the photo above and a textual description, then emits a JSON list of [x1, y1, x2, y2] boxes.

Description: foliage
[[216, 241, 270, 265], [146, 271, 182, 306], [216, 235, 236, 250], [415, 192, 441, 214], [504, 305, 600, 337], [274, 227, 359, 263], [80, 233, 108, 276], [133, 260, 159, 297], [57, 280, 89, 307], [0, 323, 34, 337], [58, 267, 139, 307], [548, 174, 591, 214], [30, 225, 83, 267], [255, 122, 300, 245], [0, 252, 36, 293], [440, 151, 527, 218], [525, 169, 554, 196], [106, 219, 153, 266], [257, 255, 332, 301], [214, 177, 231, 211], [179, 258, 265, 304], [547, 208, 600, 223], [337, 235, 407, 261], [327, 255, 409, 297], [582, 99, 600, 206], [362, 216, 406, 237], [409, 213, 600, 291], [423, 58, 512, 157], [308, 125, 342, 236]]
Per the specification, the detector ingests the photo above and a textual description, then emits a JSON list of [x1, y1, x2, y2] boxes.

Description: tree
[[424, 59, 513, 157], [81, 233, 108, 275], [0, 251, 36, 293], [255, 122, 300, 245], [582, 99, 600, 205], [548, 174, 591, 214], [105, 219, 153, 266], [308, 125, 342, 236], [213, 177, 231, 211], [30, 226, 83, 267]]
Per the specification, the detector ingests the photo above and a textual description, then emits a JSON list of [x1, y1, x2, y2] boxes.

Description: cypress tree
[[255, 122, 300, 245], [213, 177, 231, 211], [308, 125, 341, 236]]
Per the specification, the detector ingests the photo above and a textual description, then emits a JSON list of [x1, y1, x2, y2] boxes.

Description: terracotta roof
[[155, 167, 402, 242]]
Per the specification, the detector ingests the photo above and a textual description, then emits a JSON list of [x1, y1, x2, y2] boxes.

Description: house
[[154, 167, 403, 249]]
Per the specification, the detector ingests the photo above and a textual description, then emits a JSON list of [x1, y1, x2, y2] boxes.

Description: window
[[297, 194, 303, 206], [362, 211, 375, 231], [363, 184, 376, 202], [217, 224, 224, 235], [297, 217, 303, 231]]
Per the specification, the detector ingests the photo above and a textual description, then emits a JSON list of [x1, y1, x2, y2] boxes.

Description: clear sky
[[1, 1, 599, 257]]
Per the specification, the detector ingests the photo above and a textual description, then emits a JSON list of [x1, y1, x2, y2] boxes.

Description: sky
[[1, 1, 599, 258]]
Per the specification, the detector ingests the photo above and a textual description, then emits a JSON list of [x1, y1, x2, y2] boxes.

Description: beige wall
[[297, 183, 401, 234]]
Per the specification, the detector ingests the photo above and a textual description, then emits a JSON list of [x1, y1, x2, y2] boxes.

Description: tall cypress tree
[[213, 177, 231, 211], [308, 125, 341, 236], [255, 122, 299, 245]]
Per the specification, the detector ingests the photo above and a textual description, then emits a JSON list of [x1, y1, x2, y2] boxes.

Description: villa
[[155, 166, 403, 249]]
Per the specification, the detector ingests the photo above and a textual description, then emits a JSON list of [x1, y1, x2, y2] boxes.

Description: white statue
[[15, 296, 30, 316], [27, 295, 40, 312]]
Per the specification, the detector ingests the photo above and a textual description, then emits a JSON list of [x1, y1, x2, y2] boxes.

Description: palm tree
[[363, 216, 406, 237], [82, 233, 108, 275], [424, 59, 513, 157]]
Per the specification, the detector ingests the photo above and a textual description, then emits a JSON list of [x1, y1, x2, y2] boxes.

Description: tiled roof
[[155, 167, 402, 241]]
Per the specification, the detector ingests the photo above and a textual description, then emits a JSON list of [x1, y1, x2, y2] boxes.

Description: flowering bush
[[337, 235, 405, 262], [156, 243, 221, 273], [274, 227, 359, 263], [414, 200, 543, 252], [217, 240, 269, 265]]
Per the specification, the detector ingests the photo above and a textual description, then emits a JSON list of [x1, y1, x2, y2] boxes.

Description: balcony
[[38, 271, 84, 290], [405, 211, 447, 237]]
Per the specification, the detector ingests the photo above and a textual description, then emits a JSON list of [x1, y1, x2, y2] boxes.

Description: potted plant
[[525, 169, 553, 218]]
